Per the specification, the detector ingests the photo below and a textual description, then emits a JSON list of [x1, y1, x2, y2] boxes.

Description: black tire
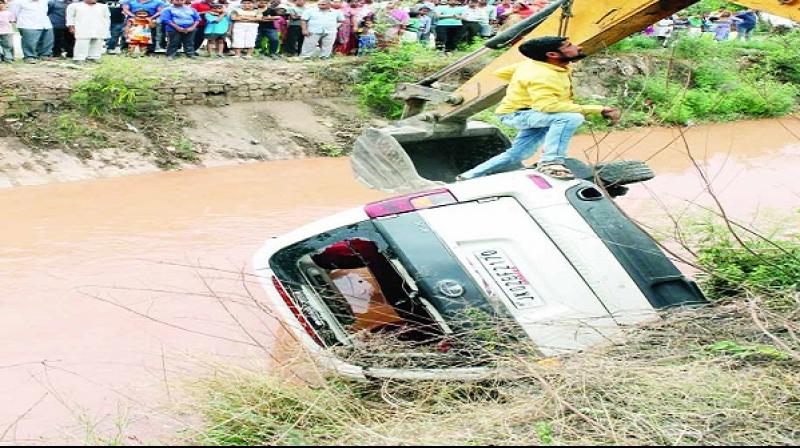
[[592, 160, 654, 186]]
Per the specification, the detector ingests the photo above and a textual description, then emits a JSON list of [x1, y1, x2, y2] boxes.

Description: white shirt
[[654, 18, 673, 37], [66, 2, 110, 39], [461, 6, 487, 22], [9, 0, 53, 29]]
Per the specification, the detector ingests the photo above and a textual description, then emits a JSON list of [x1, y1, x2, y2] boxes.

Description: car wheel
[[592, 160, 655, 186]]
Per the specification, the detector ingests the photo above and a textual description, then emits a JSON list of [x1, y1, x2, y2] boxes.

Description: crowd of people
[[0, 0, 560, 63], [0, 1, 779, 64], [649, 7, 760, 47]]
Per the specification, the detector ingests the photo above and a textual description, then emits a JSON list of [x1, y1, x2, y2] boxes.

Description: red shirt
[[191, 1, 213, 25]]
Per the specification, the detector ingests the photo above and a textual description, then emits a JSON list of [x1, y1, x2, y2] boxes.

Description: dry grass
[[187, 294, 800, 446]]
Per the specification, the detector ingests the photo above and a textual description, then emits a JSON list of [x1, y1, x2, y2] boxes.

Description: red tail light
[[365, 189, 457, 218], [528, 174, 552, 189], [271, 276, 324, 347]]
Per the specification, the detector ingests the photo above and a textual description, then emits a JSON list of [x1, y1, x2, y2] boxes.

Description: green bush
[[695, 226, 800, 301], [614, 33, 800, 126], [607, 34, 662, 53], [354, 44, 422, 119], [69, 59, 160, 117]]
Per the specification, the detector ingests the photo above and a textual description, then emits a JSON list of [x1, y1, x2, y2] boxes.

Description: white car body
[[253, 167, 703, 380]]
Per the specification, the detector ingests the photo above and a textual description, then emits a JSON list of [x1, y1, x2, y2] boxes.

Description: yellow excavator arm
[[352, 0, 800, 192], [434, 0, 800, 123]]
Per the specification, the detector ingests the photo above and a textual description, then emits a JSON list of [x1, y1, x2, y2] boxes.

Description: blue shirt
[[435, 5, 463, 26], [122, 0, 164, 17], [161, 5, 199, 31], [204, 12, 230, 34], [48, 0, 75, 28], [735, 11, 757, 28]]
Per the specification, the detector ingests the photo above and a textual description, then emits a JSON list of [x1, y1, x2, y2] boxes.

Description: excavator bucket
[[351, 120, 511, 193], [350, 1, 567, 193]]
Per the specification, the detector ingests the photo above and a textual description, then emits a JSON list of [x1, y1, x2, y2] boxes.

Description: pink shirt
[[0, 11, 15, 34]]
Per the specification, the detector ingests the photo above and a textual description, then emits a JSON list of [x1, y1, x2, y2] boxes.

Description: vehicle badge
[[437, 279, 464, 298]]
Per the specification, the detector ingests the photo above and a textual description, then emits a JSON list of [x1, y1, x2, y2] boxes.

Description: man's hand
[[68, 26, 75, 34], [302, 30, 310, 36], [602, 107, 621, 124]]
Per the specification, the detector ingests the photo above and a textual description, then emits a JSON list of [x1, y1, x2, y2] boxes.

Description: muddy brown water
[[1, 119, 799, 443]]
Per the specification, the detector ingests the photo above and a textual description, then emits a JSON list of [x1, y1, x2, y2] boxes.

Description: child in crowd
[[204, 3, 230, 57], [284, 0, 305, 56], [0, 0, 16, 63], [273, 6, 288, 44], [256, 0, 282, 59], [161, 0, 201, 59], [126, 9, 153, 57], [356, 18, 376, 56], [712, 11, 737, 41], [407, 7, 431, 44], [231, 0, 260, 58]]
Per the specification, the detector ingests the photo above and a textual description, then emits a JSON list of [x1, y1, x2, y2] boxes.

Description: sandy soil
[[0, 97, 376, 188]]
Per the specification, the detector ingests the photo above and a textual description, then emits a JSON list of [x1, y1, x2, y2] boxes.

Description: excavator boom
[[352, 0, 800, 192]]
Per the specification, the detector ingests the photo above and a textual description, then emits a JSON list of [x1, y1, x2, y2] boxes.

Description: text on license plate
[[474, 249, 543, 309]]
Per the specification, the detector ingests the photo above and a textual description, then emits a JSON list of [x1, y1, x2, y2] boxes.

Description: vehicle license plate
[[474, 249, 543, 309]]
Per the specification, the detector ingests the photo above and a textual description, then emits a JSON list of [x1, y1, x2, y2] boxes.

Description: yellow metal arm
[[431, 0, 800, 123]]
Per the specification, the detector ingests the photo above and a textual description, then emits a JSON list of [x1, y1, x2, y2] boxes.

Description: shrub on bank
[[190, 223, 800, 446]]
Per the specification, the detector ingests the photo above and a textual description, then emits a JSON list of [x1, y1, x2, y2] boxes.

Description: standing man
[[299, 0, 342, 60], [283, 0, 306, 56], [104, 0, 128, 53], [48, 0, 75, 58], [189, 0, 211, 53], [434, 0, 463, 54], [160, 0, 200, 58], [460, 0, 485, 45], [457, 37, 620, 181], [735, 9, 757, 41], [66, 0, 110, 62], [10, 0, 54, 62]]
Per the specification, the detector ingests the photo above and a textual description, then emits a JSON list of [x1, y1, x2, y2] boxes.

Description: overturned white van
[[253, 159, 706, 380]]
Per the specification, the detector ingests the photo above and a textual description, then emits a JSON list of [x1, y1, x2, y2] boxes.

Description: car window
[[270, 220, 441, 347]]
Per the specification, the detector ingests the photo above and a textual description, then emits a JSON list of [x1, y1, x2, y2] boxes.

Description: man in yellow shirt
[[458, 36, 620, 180]]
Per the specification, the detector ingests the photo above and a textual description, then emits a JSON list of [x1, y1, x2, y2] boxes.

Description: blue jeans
[[258, 28, 280, 55], [737, 26, 754, 41], [461, 110, 585, 179], [0, 34, 13, 61], [19, 28, 54, 60], [166, 29, 196, 57], [107, 22, 126, 50]]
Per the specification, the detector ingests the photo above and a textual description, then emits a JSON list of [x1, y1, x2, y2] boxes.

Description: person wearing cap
[[457, 36, 620, 181]]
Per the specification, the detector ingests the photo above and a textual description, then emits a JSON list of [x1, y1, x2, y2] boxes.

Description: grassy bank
[[1, 59, 199, 168], [189, 222, 800, 445], [352, 32, 800, 134], [585, 32, 800, 129]]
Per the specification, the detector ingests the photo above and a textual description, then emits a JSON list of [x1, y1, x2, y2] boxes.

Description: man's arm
[[66, 3, 76, 33], [8, 1, 21, 18], [524, 80, 605, 115], [300, 9, 311, 35]]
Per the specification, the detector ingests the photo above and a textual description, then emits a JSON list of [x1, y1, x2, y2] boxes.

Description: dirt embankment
[[0, 55, 647, 189], [0, 58, 388, 188]]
